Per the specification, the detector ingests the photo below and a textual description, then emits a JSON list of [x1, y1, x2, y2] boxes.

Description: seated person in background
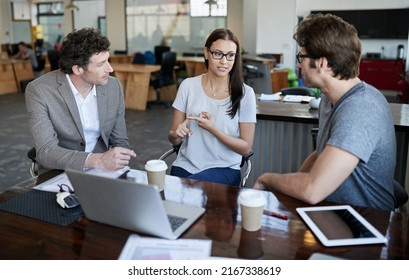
[[253, 13, 397, 210], [25, 28, 136, 174], [14, 41, 42, 78], [167, 28, 256, 187]]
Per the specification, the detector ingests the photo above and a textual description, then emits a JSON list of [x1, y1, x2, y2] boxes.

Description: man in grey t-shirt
[[253, 13, 399, 210]]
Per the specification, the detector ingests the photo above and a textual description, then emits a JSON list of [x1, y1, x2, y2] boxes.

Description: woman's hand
[[174, 118, 192, 138], [188, 112, 216, 133]]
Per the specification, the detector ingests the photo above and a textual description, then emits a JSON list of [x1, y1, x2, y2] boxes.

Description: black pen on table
[[263, 209, 288, 220]]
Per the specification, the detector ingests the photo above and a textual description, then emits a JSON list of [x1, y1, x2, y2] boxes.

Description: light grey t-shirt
[[172, 75, 257, 173], [316, 82, 396, 210]]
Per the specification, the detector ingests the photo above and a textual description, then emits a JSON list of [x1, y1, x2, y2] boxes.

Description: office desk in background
[[177, 55, 207, 77], [111, 62, 161, 110], [0, 170, 408, 260], [249, 100, 318, 188], [12, 60, 35, 92], [0, 60, 18, 95], [251, 99, 409, 201], [109, 54, 132, 64], [176, 55, 288, 93], [0, 59, 34, 94]]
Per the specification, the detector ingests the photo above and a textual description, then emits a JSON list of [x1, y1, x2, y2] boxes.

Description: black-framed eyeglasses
[[58, 183, 75, 194], [296, 52, 319, 63], [207, 48, 237, 61]]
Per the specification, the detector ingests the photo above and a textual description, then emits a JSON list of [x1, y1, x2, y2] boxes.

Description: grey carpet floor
[[0, 93, 173, 193]]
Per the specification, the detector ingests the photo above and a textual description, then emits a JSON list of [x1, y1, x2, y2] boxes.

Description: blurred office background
[[1, 0, 408, 71], [0, 0, 408, 192]]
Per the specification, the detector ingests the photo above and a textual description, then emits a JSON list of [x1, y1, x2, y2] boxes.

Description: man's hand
[[252, 173, 269, 191], [87, 147, 136, 170]]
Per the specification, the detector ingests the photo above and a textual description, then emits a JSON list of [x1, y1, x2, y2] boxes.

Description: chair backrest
[[182, 52, 195, 57], [154, 45, 170, 65], [157, 51, 177, 87], [47, 49, 60, 71], [240, 151, 254, 188], [35, 51, 45, 71], [27, 147, 38, 177], [393, 179, 408, 211]]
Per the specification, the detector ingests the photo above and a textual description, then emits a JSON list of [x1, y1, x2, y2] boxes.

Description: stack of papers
[[259, 92, 281, 101], [118, 234, 212, 260], [283, 95, 314, 103], [33, 167, 130, 193]]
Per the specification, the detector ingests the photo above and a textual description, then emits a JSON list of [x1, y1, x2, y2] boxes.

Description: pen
[[263, 209, 289, 220]]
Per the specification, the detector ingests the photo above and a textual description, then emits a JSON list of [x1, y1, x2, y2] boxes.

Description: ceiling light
[[204, 0, 218, 6], [65, 1, 79, 11]]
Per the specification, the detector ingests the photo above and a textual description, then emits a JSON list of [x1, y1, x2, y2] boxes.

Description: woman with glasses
[[167, 28, 256, 187]]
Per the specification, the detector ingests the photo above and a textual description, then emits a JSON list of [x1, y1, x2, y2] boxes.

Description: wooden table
[[0, 60, 18, 95], [177, 56, 207, 77], [12, 59, 34, 92], [175, 56, 288, 93], [110, 62, 161, 110], [0, 170, 408, 260], [0, 59, 34, 94], [109, 54, 132, 64], [242, 54, 275, 69]]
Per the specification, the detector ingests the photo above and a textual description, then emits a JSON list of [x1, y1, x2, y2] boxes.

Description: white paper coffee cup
[[145, 160, 167, 191], [238, 190, 266, 231]]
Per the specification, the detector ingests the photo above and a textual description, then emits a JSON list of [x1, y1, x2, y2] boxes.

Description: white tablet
[[296, 205, 387, 247]]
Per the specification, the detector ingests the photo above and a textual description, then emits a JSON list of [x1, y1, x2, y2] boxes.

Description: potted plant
[[309, 88, 322, 109]]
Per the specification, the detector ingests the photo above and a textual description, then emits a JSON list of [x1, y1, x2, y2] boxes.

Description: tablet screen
[[296, 205, 387, 247]]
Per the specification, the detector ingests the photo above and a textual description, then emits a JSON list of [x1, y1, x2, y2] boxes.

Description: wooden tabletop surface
[[0, 170, 407, 260]]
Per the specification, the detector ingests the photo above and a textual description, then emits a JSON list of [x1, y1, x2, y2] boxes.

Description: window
[[126, 0, 226, 54], [190, 0, 227, 17], [36, 2, 64, 50]]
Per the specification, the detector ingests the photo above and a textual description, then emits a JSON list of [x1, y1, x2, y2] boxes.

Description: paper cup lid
[[238, 190, 266, 207], [145, 159, 167, 172]]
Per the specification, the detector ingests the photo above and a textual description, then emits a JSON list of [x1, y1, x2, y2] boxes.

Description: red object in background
[[397, 72, 409, 104], [359, 59, 406, 91]]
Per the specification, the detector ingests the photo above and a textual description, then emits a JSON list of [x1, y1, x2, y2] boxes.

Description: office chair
[[159, 142, 254, 188], [27, 147, 38, 177], [47, 50, 60, 71], [182, 52, 196, 57], [310, 128, 408, 211], [149, 51, 177, 107], [393, 180, 408, 211], [154, 45, 170, 65]]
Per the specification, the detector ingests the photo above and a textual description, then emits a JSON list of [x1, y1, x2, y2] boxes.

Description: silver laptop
[[65, 169, 205, 240]]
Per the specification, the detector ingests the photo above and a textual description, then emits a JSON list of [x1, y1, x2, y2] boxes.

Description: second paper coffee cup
[[145, 159, 167, 191]]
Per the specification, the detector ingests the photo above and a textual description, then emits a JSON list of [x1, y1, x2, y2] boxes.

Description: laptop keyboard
[[167, 214, 187, 232]]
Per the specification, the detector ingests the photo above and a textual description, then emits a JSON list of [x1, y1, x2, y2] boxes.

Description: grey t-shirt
[[316, 82, 396, 210], [172, 75, 257, 173]]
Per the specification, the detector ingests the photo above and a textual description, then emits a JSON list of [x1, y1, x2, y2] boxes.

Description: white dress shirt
[[66, 74, 100, 153]]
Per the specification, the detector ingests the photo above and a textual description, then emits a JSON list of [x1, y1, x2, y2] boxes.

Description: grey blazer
[[25, 70, 130, 171]]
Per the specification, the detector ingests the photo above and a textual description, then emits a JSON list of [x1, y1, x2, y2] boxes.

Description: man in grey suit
[[25, 28, 136, 173]]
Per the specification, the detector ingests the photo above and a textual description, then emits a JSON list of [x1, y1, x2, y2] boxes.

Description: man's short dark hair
[[293, 13, 362, 79], [59, 28, 110, 74]]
